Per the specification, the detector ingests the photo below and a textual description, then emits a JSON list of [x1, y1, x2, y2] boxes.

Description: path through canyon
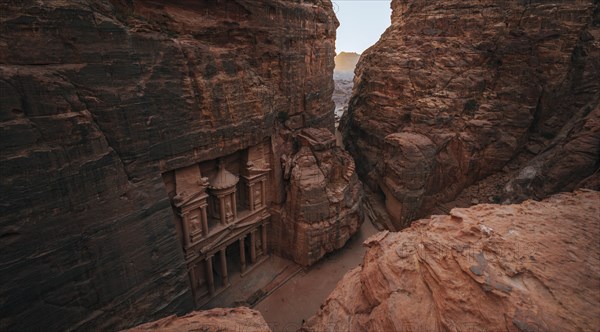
[[255, 219, 378, 331]]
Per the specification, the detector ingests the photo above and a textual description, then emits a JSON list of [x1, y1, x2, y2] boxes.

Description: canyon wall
[[303, 190, 600, 331], [341, 0, 600, 229], [0, 0, 357, 330]]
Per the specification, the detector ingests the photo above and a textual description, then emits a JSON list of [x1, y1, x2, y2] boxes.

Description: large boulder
[[303, 190, 600, 331], [279, 128, 363, 266], [127, 307, 270, 332]]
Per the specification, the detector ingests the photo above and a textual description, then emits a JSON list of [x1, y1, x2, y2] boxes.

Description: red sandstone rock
[[303, 190, 600, 331], [126, 307, 270, 332], [0, 1, 351, 330], [279, 128, 363, 266], [341, 0, 600, 229]]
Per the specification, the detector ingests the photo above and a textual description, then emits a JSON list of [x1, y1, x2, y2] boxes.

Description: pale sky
[[333, 0, 392, 53]]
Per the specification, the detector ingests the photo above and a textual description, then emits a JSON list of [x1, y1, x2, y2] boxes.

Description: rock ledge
[[303, 190, 600, 331]]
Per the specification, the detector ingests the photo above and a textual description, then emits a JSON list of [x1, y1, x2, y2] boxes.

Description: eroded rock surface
[[279, 128, 363, 266], [303, 190, 600, 332], [341, 0, 600, 229], [126, 307, 270, 332], [0, 0, 353, 330]]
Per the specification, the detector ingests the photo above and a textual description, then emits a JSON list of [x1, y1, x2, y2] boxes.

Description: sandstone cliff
[[303, 190, 600, 331], [341, 0, 600, 229], [0, 1, 356, 330], [279, 128, 363, 266], [126, 307, 270, 332]]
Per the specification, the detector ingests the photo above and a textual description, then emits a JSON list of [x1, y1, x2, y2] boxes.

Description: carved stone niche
[[208, 160, 239, 225], [173, 164, 209, 250], [240, 144, 271, 212]]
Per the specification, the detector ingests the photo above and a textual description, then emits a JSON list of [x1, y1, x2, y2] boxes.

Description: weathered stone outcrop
[[126, 307, 270, 332], [505, 100, 600, 201], [303, 190, 600, 332], [278, 128, 363, 266], [0, 1, 354, 330], [341, 0, 600, 229]]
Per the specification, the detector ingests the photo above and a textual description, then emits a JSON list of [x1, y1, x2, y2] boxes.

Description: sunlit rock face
[[334, 51, 360, 73], [341, 0, 600, 229], [0, 0, 362, 330], [303, 190, 600, 332]]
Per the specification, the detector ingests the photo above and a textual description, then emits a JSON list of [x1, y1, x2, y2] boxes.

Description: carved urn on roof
[[208, 160, 239, 224]]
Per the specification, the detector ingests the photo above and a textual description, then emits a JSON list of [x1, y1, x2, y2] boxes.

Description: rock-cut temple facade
[[163, 142, 271, 306]]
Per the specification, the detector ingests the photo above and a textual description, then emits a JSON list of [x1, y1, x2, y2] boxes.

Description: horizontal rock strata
[[0, 0, 354, 330], [341, 0, 600, 228]]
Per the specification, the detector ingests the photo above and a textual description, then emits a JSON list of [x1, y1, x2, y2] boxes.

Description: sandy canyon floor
[[255, 220, 378, 331]]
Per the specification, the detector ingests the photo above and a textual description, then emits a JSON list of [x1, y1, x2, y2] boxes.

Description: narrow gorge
[[1, 0, 598, 331]]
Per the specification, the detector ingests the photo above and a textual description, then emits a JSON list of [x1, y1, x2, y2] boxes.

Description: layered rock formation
[[127, 307, 270, 332], [303, 190, 600, 331], [279, 128, 363, 266], [341, 0, 600, 229], [0, 1, 360, 330]]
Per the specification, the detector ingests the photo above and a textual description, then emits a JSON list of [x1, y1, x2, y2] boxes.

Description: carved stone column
[[239, 237, 246, 274], [250, 230, 257, 264], [219, 195, 227, 225], [262, 223, 268, 254], [219, 249, 228, 286], [205, 256, 215, 296], [248, 182, 255, 211], [201, 205, 209, 236]]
